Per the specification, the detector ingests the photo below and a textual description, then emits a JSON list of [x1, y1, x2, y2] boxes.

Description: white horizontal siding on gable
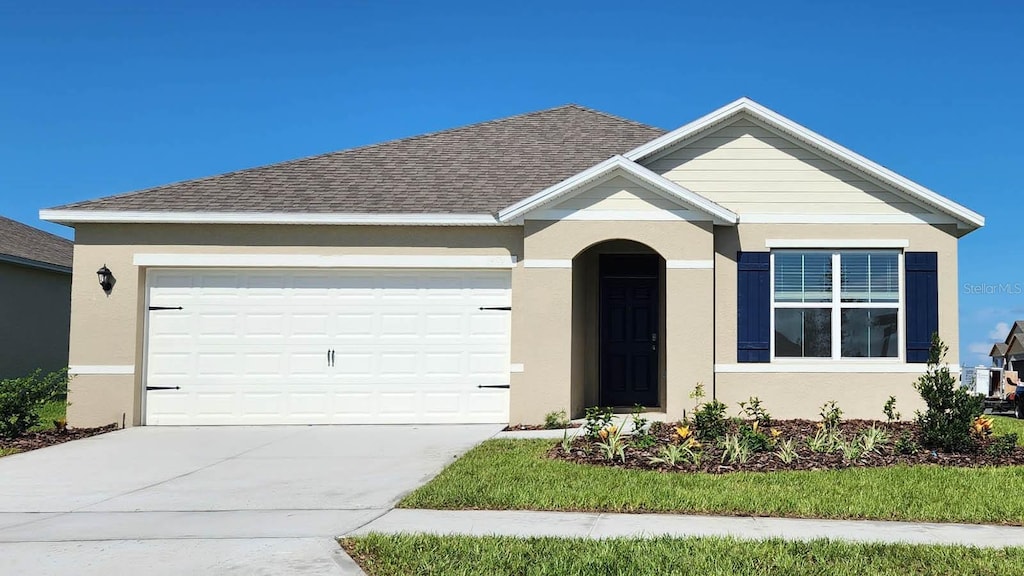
[[550, 175, 680, 213], [643, 118, 933, 217]]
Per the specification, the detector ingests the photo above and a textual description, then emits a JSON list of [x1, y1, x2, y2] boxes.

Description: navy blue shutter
[[905, 252, 938, 363], [737, 252, 770, 363]]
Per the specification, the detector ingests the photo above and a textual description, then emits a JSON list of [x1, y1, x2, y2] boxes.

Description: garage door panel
[[145, 268, 510, 425]]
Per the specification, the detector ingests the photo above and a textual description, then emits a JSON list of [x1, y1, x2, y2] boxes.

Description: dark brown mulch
[[0, 424, 119, 455], [504, 423, 582, 431], [550, 419, 1024, 474]]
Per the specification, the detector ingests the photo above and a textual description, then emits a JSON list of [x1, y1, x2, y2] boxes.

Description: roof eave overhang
[[623, 97, 985, 234], [497, 155, 738, 225], [39, 209, 509, 227], [0, 253, 71, 274]]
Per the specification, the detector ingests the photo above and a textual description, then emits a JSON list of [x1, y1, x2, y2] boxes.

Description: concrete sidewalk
[[347, 509, 1024, 548]]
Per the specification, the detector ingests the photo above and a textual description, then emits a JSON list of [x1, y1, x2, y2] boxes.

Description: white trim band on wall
[[666, 259, 714, 269], [133, 254, 518, 269], [523, 259, 573, 269], [714, 363, 959, 374], [765, 239, 910, 249], [510, 363, 524, 373], [69, 365, 135, 375]]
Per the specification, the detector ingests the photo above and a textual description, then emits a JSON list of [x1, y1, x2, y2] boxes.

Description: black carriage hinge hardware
[[148, 306, 183, 311], [479, 306, 511, 311], [477, 384, 511, 389], [146, 386, 181, 391]]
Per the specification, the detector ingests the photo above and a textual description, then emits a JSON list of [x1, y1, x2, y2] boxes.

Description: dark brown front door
[[599, 255, 659, 407]]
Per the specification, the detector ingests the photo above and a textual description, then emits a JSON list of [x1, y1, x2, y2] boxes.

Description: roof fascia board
[[0, 253, 71, 274], [40, 210, 505, 226], [624, 98, 984, 230], [497, 155, 737, 224]]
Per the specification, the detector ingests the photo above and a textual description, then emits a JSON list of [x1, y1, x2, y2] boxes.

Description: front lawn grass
[[341, 534, 1024, 576], [399, 439, 1024, 524], [992, 416, 1024, 443]]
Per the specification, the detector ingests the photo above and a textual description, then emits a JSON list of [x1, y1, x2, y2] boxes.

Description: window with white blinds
[[774, 252, 832, 302], [840, 252, 899, 303], [773, 250, 901, 359]]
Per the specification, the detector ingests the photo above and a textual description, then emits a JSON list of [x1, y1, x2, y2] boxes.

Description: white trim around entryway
[[666, 259, 714, 269], [133, 254, 517, 269], [523, 259, 573, 268], [69, 365, 135, 375]]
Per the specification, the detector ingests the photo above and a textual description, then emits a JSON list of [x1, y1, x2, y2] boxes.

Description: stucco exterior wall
[[509, 219, 715, 424], [712, 223, 959, 419], [66, 218, 963, 427], [715, 372, 926, 420], [0, 262, 71, 380], [67, 223, 523, 427]]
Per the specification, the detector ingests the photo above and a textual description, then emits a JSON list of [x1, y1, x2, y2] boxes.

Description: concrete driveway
[[0, 424, 500, 575]]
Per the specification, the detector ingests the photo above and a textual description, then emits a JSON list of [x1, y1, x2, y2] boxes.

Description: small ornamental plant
[[972, 416, 994, 437], [913, 334, 983, 452]]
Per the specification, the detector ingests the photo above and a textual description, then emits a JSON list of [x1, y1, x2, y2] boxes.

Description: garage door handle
[[146, 386, 181, 391]]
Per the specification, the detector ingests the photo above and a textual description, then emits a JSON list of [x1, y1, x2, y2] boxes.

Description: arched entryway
[[571, 239, 666, 415]]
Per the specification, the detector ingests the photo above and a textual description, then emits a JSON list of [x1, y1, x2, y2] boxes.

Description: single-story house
[[0, 216, 73, 380], [41, 98, 982, 427]]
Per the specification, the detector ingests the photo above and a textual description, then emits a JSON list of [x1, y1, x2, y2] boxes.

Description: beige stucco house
[[42, 98, 983, 428], [0, 216, 73, 380]]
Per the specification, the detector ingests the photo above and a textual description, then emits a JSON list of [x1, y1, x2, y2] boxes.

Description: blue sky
[[1, 1, 1021, 364]]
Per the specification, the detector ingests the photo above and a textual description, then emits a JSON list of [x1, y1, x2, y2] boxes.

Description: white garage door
[[144, 268, 511, 425]]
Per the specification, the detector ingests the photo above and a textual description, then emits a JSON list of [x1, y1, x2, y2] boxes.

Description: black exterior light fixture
[[97, 264, 115, 294]]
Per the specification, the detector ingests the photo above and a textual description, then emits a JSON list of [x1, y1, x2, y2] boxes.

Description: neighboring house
[[0, 216, 73, 380], [989, 322, 1024, 372], [41, 98, 982, 427]]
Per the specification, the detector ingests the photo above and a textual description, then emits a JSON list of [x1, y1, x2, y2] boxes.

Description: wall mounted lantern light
[[97, 264, 114, 293]]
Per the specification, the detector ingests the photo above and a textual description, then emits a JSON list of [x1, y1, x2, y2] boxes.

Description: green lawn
[[993, 416, 1024, 442], [341, 534, 1024, 576], [399, 439, 1024, 524]]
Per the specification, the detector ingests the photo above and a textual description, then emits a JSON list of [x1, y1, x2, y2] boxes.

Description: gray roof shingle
[[0, 216, 73, 270], [53, 105, 665, 215]]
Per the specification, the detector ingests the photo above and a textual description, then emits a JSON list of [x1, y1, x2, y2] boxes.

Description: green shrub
[[913, 335, 983, 452], [584, 406, 614, 439], [895, 432, 919, 455], [737, 423, 773, 452], [883, 396, 901, 422], [985, 434, 1018, 457], [819, 400, 843, 432], [543, 410, 569, 430], [737, 396, 772, 425], [0, 368, 68, 438], [693, 399, 728, 441]]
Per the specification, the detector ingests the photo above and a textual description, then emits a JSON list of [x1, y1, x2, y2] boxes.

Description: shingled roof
[[0, 216, 73, 271], [52, 105, 665, 215]]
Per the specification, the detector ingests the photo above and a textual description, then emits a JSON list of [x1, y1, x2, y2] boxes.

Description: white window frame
[[769, 249, 904, 363]]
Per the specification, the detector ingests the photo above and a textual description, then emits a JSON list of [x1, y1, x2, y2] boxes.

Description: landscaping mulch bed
[[504, 423, 582, 431], [551, 419, 1024, 474], [0, 424, 118, 456]]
